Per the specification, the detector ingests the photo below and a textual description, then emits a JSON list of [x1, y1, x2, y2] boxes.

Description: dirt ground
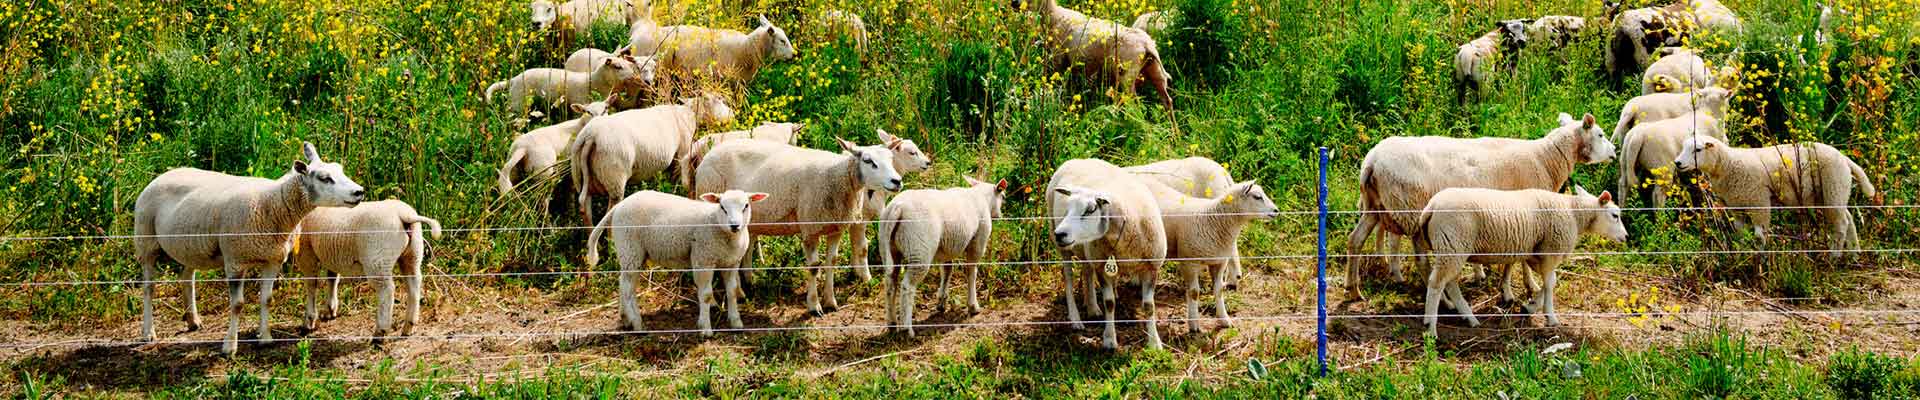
[[4, 258, 1919, 392]]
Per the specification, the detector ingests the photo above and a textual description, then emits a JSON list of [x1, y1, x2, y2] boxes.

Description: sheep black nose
[[729, 224, 741, 233], [351, 190, 366, 197], [1053, 231, 1067, 241]]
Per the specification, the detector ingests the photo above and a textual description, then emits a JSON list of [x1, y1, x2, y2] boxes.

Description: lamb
[[1454, 19, 1532, 99], [1021, 0, 1174, 111], [1641, 47, 1717, 94], [1612, 86, 1732, 141], [485, 56, 650, 127], [134, 142, 366, 354], [686, 121, 806, 175], [692, 138, 902, 315], [1617, 110, 1725, 208], [1046, 158, 1168, 349], [818, 10, 870, 51], [497, 99, 615, 195], [844, 128, 933, 281], [1527, 16, 1588, 49], [1122, 157, 1243, 286], [583, 190, 768, 335], [878, 177, 1006, 337], [1412, 186, 1627, 336], [1131, 9, 1178, 36], [1347, 113, 1615, 300], [1135, 178, 1280, 333], [1607, 3, 1690, 77], [1674, 136, 1876, 252], [1681, 0, 1743, 35], [530, 0, 644, 39], [570, 93, 734, 225], [622, 15, 798, 86], [290, 200, 441, 344]]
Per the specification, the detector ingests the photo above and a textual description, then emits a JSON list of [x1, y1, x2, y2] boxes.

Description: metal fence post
[[1317, 147, 1330, 377]]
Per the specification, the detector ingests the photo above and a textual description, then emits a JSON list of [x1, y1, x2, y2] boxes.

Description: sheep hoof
[[222, 342, 239, 355], [370, 337, 387, 348], [1071, 322, 1086, 330]]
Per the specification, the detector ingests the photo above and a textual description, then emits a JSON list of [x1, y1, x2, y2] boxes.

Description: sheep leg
[[1445, 269, 1478, 328], [325, 273, 340, 320], [820, 236, 842, 311], [617, 270, 642, 331], [801, 235, 825, 316], [694, 266, 715, 336], [1063, 263, 1083, 330], [224, 274, 244, 355], [1344, 215, 1375, 299], [405, 251, 422, 336], [302, 276, 320, 333], [1141, 272, 1164, 350], [185, 274, 202, 330], [1538, 261, 1563, 326], [373, 269, 394, 344], [724, 264, 743, 329], [1083, 265, 1104, 317], [1211, 262, 1231, 326], [1423, 257, 1464, 337], [1182, 264, 1202, 333], [1225, 247, 1243, 290], [257, 267, 279, 344], [883, 259, 898, 331], [1384, 233, 1406, 281], [900, 266, 922, 337], [966, 256, 981, 314], [1101, 273, 1119, 349], [849, 223, 873, 281], [935, 265, 951, 313]]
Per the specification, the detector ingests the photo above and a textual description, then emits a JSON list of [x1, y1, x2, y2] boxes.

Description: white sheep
[[844, 128, 933, 282], [623, 15, 798, 86], [1681, 0, 1743, 35], [1527, 16, 1587, 49], [818, 10, 870, 51], [584, 190, 768, 335], [1607, 4, 1690, 76], [570, 93, 734, 226], [530, 0, 644, 39], [134, 142, 366, 354], [1348, 113, 1614, 300], [1123, 157, 1243, 287], [1413, 186, 1626, 336], [486, 56, 651, 127], [1046, 158, 1168, 349], [878, 177, 1006, 337], [1617, 110, 1725, 208], [1136, 178, 1280, 333], [1454, 19, 1532, 98], [686, 121, 806, 174], [1641, 47, 1717, 94], [1612, 86, 1732, 141], [290, 200, 441, 344], [1131, 9, 1178, 36], [1674, 136, 1876, 252], [692, 138, 903, 315], [1023, 0, 1174, 110], [498, 99, 614, 195]]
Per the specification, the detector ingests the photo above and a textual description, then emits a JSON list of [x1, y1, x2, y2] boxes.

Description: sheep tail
[[401, 214, 443, 239], [574, 137, 597, 203], [1847, 156, 1875, 198], [1617, 128, 1644, 200], [584, 206, 614, 267], [1612, 103, 1637, 142], [877, 206, 899, 285], [485, 80, 509, 102], [499, 148, 528, 195]]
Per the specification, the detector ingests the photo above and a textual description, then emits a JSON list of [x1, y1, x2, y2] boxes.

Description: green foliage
[[1161, 0, 1248, 90], [1828, 347, 1914, 400], [924, 40, 1014, 140]]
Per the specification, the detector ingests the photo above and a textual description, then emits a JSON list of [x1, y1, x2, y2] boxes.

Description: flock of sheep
[[125, 0, 1878, 355]]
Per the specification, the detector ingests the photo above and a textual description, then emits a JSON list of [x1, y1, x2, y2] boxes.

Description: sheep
[[878, 177, 1006, 337], [1454, 19, 1532, 99], [530, 0, 644, 39], [497, 98, 615, 195], [1607, 3, 1690, 77], [1412, 186, 1627, 336], [570, 93, 734, 225], [1617, 110, 1726, 208], [622, 15, 798, 87], [844, 128, 933, 282], [134, 142, 366, 354], [1347, 113, 1615, 300], [290, 200, 441, 344], [692, 138, 903, 316], [1527, 16, 1588, 49], [1641, 47, 1717, 94], [1131, 9, 1179, 36], [1674, 136, 1876, 253], [1612, 86, 1732, 141], [1046, 158, 1168, 349], [583, 190, 768, 335], [485, 56, 650, 128], [1122, 157, 1244, 287], [1021, 0, 1174, 111], [818, 10, 870, 51], [686, 121, 806, 175], [1681, 0, 1743, 35], [1135, 178, 1280, 333]]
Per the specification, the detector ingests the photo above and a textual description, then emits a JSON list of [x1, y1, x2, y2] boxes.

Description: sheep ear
[[791, 122, 805, 133], [836, 137, 857, 152], [1558, 113, 1575, 126], [1703, 140, 1717, 149], [758, 14, 771, 27], [1598, 191, 1614, 205], [1094, 197, 1110, 208], [996, 179, 1009, 193], [963, 176, 985, 186], [302, 142, 321, 163], [875, 128, 896, 142], [1053, 187, 1074, 196], [571, 103, 587, 113], [1575, 185, 1592, 197], [748, 192, 770, 202], [1582, 113, 1596, 129], [700, 193, 722, 203], [292, 160, 310, 175]]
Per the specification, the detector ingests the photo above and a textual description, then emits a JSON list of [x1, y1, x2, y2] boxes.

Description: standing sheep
[[584, 190, 768, 335], [693, 138, 903, 315], [1681, 0, 1743, 35], [1674, 136, 1876, 253], [1612, 86, 1732, 141], [686, 121, 806, 176], [623, 15, 799, 87], [1527, 16, 1587, 49], [1617, 110, 1725, 208], [1454, 19, 1532, 100], [1137, 178, 1280, 333], [486, 56, 650, 127], [291, 200, 441, 345], [1047, 158, 1168, 349], [1131, 10, 1179, 36], [1607, 3, 1690, 77], [845, 128, 934, 282], [818, 10, 870, 51], [1123, 157, 1244, 286], [530, 0, 644, 40], [571, 93, 734, 226], [878, 177, 1006, 337], [1020, 0, 1174, 111], [1413, 187, 1627, 336], [1641, 47, 1716, 94], [134, 142, 366, 354], [498, 98, 615, 195]]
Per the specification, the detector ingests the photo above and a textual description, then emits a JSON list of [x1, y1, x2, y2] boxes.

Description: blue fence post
[[1316, 147, 1330, 377]]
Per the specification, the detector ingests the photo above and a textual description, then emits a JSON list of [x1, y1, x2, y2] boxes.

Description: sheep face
[[1229, 181, 1282, 219], [965, 176, 1010, 219], [1558, 112, 1615, 163], [700, 190, 770, 233], [681, 93, 735, 126], [839, 138, 904, 192], [292, 142, 366, 207], [530, 1, 559, 31], [1673, 136, 1723, 173], [1576, 186, 1628, 243], [877, 129, 932, 173], [1051, 186, 1112, 248], [758, 15, 798, 61], [1496, 19, 1532, 53], [1696, 87, 1733, 115], [570, 99, 615, 119]]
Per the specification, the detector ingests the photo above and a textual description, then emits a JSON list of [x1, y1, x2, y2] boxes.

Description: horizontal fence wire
[[1, 204, 1915, 242]]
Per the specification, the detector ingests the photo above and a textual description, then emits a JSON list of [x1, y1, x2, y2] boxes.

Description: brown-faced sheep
[[1455, 19, 1532, 99]]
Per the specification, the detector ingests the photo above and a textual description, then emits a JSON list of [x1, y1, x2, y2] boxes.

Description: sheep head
[[292, 142, 366, 207], [1226, 180, 1281, 220], [1673, 135, 1724, 174], [1051, 185, 1112, 248], [680, 92, 735, 126], [1496, 19, 1532, 53], [964, 176, 1010, 219], [1558, 112, 1615, 164], [571, 96, 616, 122], [877, 128, 932, 173], [1575, 186, 1627, 243], [700, 190, 769, 233], [757, 15, 798, 61], [1694, 87, 1734, 117], [529, 1, 559, 31], [840, 137, 904, 192]]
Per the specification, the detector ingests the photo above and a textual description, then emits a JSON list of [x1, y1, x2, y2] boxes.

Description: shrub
[[1828, 348, 1908, 400], [1160, 0, 1249, 91], [924, 40, 1012, 141]]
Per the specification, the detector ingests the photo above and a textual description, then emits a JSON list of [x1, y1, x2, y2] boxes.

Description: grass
[[2, 0, 1919, 396]]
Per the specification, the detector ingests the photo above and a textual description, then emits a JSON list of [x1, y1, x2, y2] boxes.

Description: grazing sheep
[[1674, 136, 1876, 252], [1641, 47, 1716, 94], [686, 121, 806, 176], [1617, 110, 1725, 208], [570, 93, 734, 225], [1612, 87, 1732, 141], [1123, 157, 1244, 286], [291, 200, 440, 344], [498, 99, 615, 195], [1607, 4, 1690, 77], [818, 10, 870, 51], [1137, 178, 1280, 333], [1021, 0, 1174, 111], [845, 128, 933, 281], [1454, 19, 1532, 99], [530, 0, 644, 39], [1527, 16, 1588, 49], [1131, 10, 1178, 36], [1681, 0, 1743, 34], [134, 142, 366, 354], [486, 56, 650, 127], [693, 138, 903, 315], [584, 190, 768, 335], [623, 15, 798, 86], [1413, 187, 1627, 336], [1046, 158, 1168, 349], [1347, 113, 1615, 299], [878, 177, 1006, 337]]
